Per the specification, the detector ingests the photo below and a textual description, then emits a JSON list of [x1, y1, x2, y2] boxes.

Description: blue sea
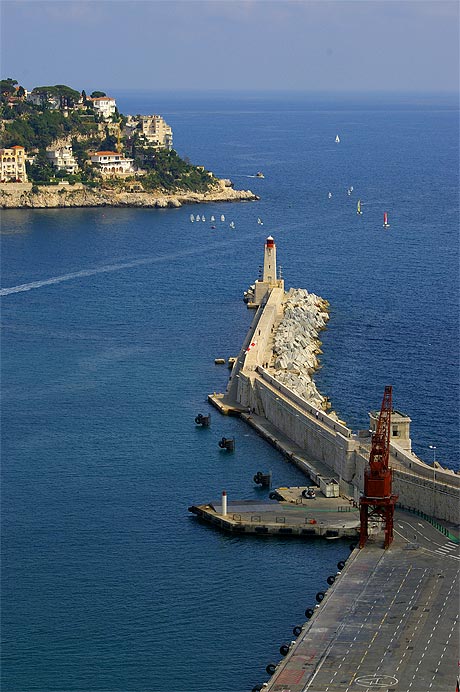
[[1, 92, 458, 692]]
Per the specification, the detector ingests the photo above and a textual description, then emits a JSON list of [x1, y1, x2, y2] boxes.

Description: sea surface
[[1, 92, 458, 692]]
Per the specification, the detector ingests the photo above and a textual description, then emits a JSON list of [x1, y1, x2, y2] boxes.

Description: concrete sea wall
[[223, 286, 460, 524]]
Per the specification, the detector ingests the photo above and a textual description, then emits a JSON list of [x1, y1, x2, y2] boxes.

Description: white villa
[[90, 151, 135, 175], [90, 96, 116, 120], [46, 144, 79, 175]]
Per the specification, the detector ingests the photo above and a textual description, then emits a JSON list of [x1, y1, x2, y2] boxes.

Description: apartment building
[[0, 145, 28, 182]]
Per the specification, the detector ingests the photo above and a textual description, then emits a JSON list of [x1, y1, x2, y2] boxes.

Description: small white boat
[[383, 212, 390, 228], [257, 217, 263, 225], [335, 135, 340, 143], [256, 171, 265, 178], [328, 192, 332, 199], [220, 214, 225, 222], [210, 215, 215, 222], [190, 214, 195, 222], [202, 216, 206, 222], [347, 188, 352, 196], [229, 221, 235, 229], [357, 199, 363, 215], [196, 214, 201, 222], [350, 186, 353, 192]]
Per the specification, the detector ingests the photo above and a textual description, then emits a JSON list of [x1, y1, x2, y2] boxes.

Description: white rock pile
[[271, 288, 332, 411]]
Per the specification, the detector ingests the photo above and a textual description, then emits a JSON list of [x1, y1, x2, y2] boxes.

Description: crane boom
[[359, 385, 398, 549]]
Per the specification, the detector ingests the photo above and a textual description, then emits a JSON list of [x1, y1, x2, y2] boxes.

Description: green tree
[[27, 150, 56, 183], [0, 78, 18, 95], [90, 91, 106, 98]]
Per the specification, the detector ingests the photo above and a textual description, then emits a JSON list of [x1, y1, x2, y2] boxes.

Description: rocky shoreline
[[0, 178, 258, 209], [270, 288, 336, 415]]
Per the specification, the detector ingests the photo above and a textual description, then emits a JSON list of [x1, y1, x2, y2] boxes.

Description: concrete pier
[[189, 490, 360, 539], [257, 509, 459, 692], [205, 236, 459, 691]]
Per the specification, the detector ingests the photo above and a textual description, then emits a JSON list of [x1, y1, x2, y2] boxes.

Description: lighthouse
[[254, 235, 284, 305]]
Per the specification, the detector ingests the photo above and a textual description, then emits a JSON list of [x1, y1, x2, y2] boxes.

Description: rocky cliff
[[0, 178, 258, 209]]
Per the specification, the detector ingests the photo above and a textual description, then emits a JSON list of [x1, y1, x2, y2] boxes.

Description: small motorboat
[[220, 214, 225, 222], [256, 171, 265, 178], [229, 221, 235, 229]]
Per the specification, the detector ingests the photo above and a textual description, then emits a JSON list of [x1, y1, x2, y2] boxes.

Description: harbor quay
[[256, 515, 459, 692], [188, 485, 360, 539], [194, 235, 460, 692], [208, 236, 459, 525]]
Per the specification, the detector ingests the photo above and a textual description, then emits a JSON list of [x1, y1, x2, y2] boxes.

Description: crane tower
[[359, 385, 398, 549]]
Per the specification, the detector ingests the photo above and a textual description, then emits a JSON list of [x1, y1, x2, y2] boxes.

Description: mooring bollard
[[195, 413, 211, 427], [218, 437, 235, 451], [253, 470, 272, 488]]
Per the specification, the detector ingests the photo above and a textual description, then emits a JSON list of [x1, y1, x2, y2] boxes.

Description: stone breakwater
[[0, 178, 258, 209], [271, 288, 336, 415]]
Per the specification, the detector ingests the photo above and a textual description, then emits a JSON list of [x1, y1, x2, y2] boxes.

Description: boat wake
[[0, 237, 256, 297]]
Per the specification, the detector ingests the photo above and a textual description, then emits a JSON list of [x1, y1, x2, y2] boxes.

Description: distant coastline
[[0, 178, 258, 209]]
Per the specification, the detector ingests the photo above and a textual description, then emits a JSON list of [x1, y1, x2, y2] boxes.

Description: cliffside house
[[27, 90, 61, 110], [124, 115, 173, 150], [0, 145, 28, 182], [90, 151, 135, 175], [46, 145, 79, 175], [89, 96, 116, 120]]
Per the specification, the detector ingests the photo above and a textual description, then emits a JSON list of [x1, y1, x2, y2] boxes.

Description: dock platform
[[256, 508, 459, 692], [188, 489, 360, 539]]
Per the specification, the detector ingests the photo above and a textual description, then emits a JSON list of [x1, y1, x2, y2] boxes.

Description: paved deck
[[189, 492, 360, 539], [258, 509, 459, 692]]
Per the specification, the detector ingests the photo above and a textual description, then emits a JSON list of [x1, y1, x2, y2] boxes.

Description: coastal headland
[[0, 178, 258, 209]]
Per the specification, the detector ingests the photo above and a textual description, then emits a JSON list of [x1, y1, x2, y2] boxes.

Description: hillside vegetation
[[0, 79, 217, 193]]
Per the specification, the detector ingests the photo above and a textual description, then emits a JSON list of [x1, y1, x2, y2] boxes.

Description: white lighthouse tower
[[254, 235, 284, 305]]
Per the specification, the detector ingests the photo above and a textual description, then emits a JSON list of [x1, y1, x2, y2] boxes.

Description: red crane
[[359, 385, 398, 549]]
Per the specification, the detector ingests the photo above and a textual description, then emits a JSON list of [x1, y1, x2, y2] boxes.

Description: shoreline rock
[[0, 178, 259, 210], [271, 288, 334, 413]]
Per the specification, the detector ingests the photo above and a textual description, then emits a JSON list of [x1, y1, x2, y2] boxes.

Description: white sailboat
[[202, 215, 206, 222], [196, 214, 201, 222], [190, 214, 195, 222], [335, 135, 340, 143], [210, 215, 215, 222], [328, 192, 332, 199], [229, 221, 235, 229], [257, 217, 263, 225], [220, 214, 225, 222]]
